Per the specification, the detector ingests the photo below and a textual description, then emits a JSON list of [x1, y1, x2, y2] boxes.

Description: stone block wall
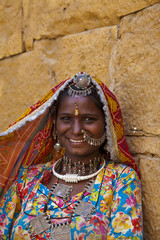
[[0, 1, 160, 239]]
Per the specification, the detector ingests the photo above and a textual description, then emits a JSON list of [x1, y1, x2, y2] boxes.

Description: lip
[[69, 138, 85, 143]]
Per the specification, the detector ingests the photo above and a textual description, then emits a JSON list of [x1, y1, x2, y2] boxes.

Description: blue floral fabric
[[0, 161, 143, 239]]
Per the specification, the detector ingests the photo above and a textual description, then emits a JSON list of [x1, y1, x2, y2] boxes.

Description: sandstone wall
[[0, 1, 160, 239]]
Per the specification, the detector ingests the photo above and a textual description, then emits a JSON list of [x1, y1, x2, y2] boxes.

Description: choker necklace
[[52, 157, 105, 183], [62, 155, 100, 175]]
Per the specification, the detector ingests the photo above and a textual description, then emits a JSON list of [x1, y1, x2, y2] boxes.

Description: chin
[[65, 147, 85, 156], [66, 146, 98, 159], [67, 149, 86, 157]]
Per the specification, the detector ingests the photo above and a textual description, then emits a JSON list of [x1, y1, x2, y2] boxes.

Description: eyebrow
[[58, 113, 98, 116]]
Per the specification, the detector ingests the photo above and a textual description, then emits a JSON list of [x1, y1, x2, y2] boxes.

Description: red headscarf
[[0, 73, 140, 198]]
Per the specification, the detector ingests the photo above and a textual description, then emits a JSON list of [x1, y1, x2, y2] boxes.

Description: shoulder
[[27, 161, 52, 175], [104, 161, 140, 183], [16, 161, 53, 199], [103, 161, 141, 194], [17, 161, 52, 185]]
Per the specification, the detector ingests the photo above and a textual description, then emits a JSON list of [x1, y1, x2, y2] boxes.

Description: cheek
[[95, 119, 105, 131], [98, 123, 105, 136], [96, 124, 105, 136], [84, 122, 105, 137], [56, 122, 69, 136]]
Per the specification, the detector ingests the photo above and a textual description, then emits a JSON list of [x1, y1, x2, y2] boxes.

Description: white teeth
[[70, 139, 84, 143]]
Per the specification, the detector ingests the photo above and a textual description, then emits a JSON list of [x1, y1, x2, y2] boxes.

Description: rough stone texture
[[0, 0, 22, 59], [112, 4, 160, 136], [109, 5, 160, 239], [126, 136, 160, 157], [140, 158, 160, 240], [0, 26, 117, 132], [0, 51, 53, 132], [50, 26, 118, 85], [22, 0, 160, 50]]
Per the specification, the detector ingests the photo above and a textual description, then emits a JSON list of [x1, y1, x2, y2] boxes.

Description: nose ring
[[81, 130, 106, 146]]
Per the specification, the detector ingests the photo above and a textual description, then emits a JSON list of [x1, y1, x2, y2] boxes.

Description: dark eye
[[84, 117, 96, 122], [60, 116, 71, 121]]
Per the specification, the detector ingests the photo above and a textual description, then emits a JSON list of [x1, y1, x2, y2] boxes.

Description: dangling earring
[[54, 138, 62, 152], [53, 126, 62, 152]]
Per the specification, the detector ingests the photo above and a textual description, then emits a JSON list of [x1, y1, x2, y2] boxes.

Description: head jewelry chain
[[68, 72, 93, 97]]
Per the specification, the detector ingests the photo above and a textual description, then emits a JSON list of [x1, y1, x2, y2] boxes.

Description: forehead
[[58, 95, 103, 114]]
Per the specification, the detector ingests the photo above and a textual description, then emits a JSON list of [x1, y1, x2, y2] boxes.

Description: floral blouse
[[0, 161, 143, 240]]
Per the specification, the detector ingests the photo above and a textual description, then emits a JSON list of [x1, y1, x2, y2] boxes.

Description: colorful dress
[[0, 161, 143, 239]]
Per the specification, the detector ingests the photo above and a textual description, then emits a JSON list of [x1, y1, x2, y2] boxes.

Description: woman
[[0, 72, 143, 239]]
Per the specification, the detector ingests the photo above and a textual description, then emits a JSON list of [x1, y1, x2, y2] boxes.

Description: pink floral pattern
[[0, 161, 143, 239]]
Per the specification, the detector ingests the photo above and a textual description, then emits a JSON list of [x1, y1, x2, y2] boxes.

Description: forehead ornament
[[74, 105, 79, 116], [68, 72, 93, 97]]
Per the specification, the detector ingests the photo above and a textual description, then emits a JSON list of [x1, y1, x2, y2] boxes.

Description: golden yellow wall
[[0, 1, 160, 239]]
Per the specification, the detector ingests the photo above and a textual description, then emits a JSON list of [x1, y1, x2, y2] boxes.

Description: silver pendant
[[74, 200, 96, 218], [51, 223, 71, 240], [51, 183, 73, 200], [84, 179, 95, 193], [29, 213, 51, 235]]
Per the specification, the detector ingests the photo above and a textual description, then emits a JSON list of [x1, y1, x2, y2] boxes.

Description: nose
[[71, 119, 82, 135]]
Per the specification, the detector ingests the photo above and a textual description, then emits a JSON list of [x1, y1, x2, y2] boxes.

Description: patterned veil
[[0, 73, 140, 199]]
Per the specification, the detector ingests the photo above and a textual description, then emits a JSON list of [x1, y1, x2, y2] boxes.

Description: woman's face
[[56, 95, 105, 161]]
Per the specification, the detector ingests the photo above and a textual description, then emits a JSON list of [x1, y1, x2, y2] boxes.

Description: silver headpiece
[[68, 72, 93, 97]]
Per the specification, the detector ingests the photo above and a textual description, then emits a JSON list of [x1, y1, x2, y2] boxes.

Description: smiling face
[[56, 95, 105, 162]]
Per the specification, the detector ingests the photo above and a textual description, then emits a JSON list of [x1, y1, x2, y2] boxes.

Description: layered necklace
[[28, 178, 97, 239], [28, 155, 105, 239]]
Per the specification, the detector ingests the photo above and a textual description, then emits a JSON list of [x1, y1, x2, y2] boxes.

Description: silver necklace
[[28, 179, 96, 239], [52, 157, 105, 183], [62, 155, 100, 175]]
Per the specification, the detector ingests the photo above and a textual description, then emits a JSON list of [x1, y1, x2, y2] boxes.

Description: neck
[[52, 156, 105, 183], [64, 150, 100, 165], [60, 153, 101, 176]]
